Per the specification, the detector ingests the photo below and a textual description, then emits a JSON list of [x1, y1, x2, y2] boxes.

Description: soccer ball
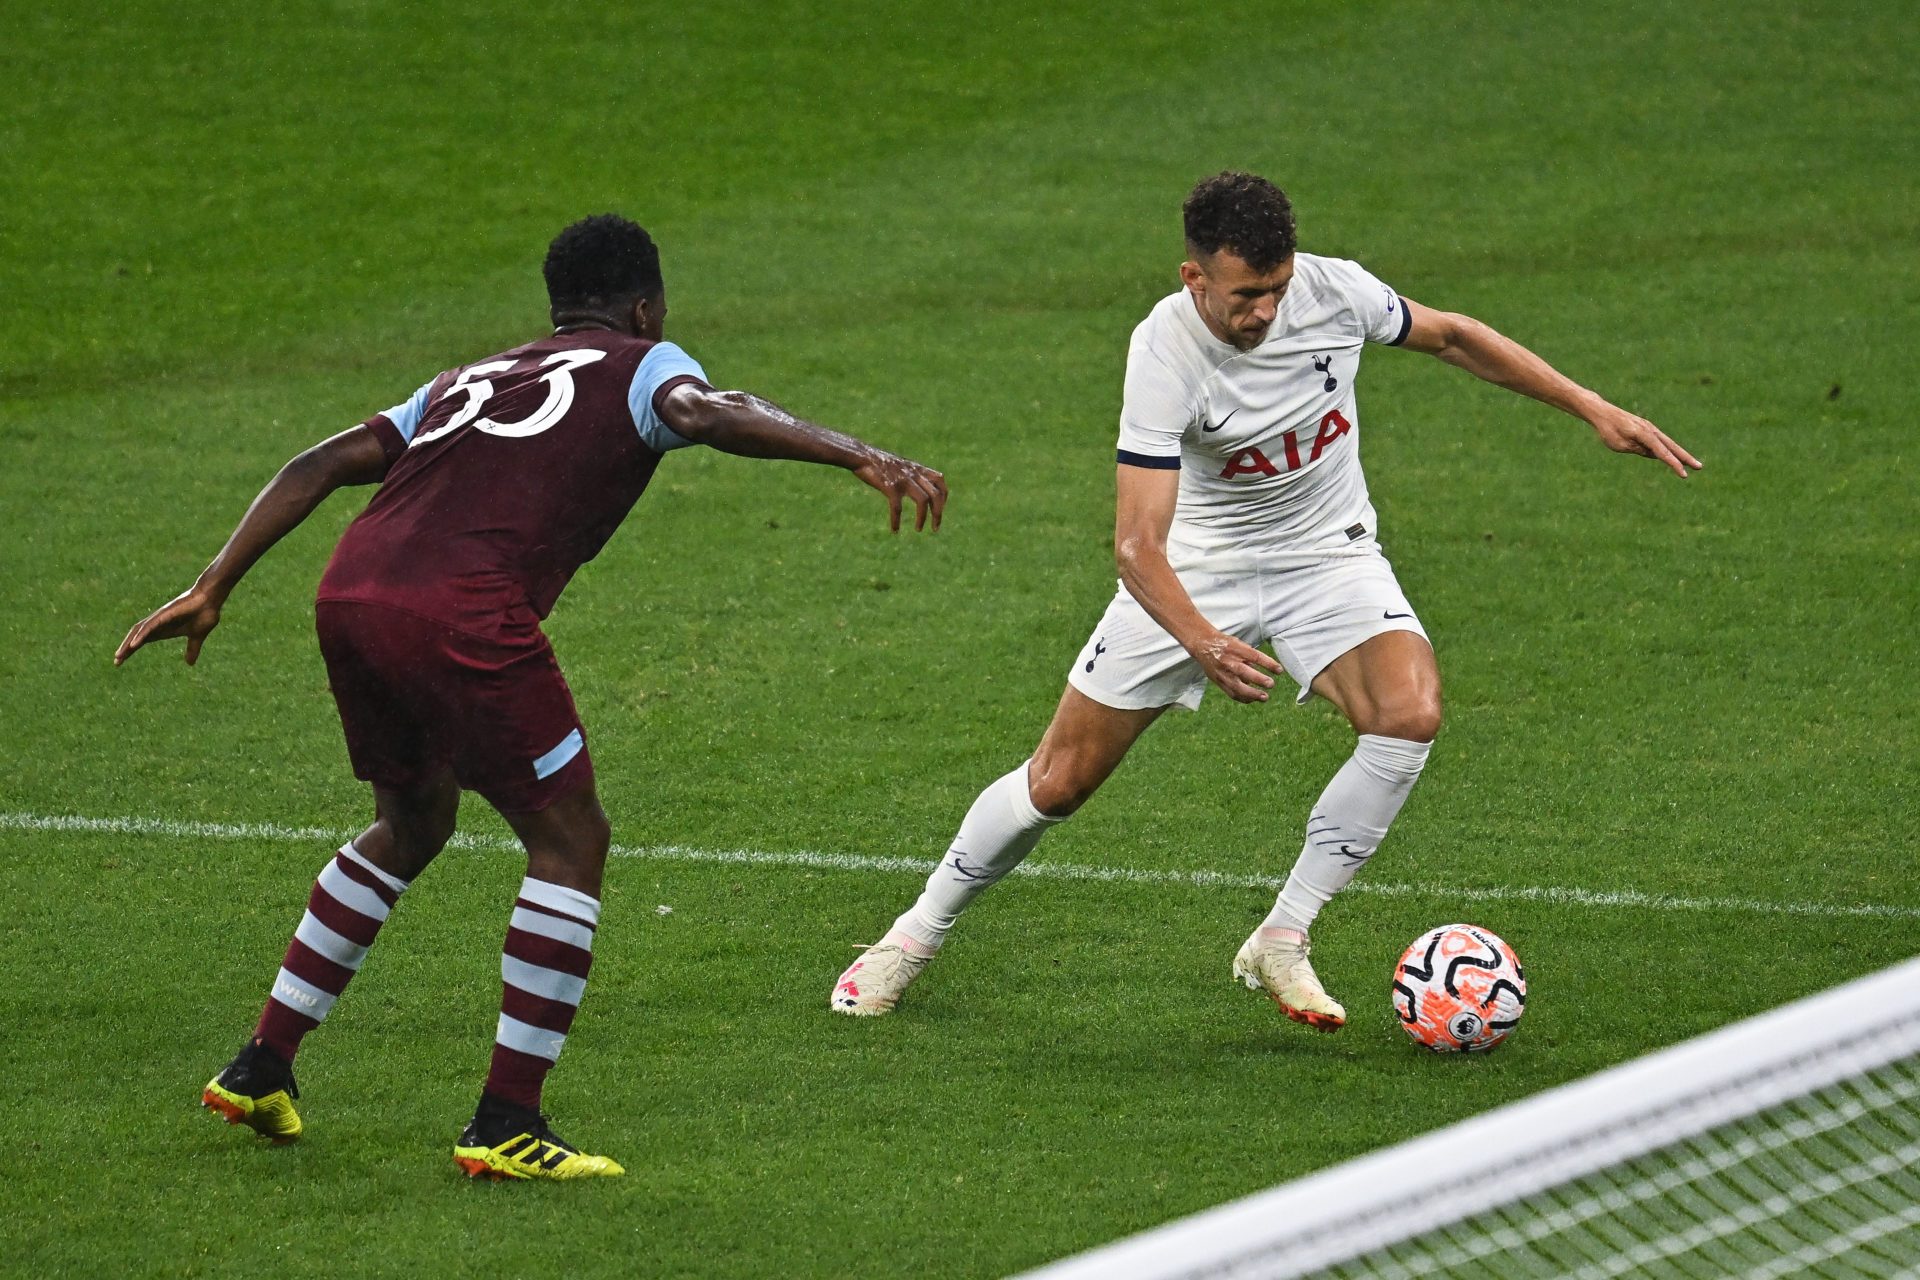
[[1392, 924, 1526, 1052]]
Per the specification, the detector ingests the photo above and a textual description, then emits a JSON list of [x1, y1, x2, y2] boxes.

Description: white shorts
[[1067, 550, 1429, 711]]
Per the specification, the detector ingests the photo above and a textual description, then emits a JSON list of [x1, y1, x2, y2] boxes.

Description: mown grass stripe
[[6, 809, 1916, 922]]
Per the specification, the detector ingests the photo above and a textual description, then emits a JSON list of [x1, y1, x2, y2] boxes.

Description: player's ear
[[634, 292, 665, 340], [1179, 258, 1207, 292]]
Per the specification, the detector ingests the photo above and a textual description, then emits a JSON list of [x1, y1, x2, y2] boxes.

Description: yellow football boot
[[454, 1095, 623, 1181], [201, 1039, 303, 1143]]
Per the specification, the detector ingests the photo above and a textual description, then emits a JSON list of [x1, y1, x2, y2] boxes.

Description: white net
[[1017, 957, 1920, 1280], [1324, 1057, 1920, 1280]]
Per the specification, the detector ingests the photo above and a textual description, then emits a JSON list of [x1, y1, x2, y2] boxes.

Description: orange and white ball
[[1392, 924, 1526, 1052]]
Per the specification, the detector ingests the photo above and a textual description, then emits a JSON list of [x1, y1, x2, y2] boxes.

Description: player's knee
[[1374, 696, 1441, 743], [1032, 784, 1091, 819], [385, 814, 449, 856], [1027, 758, 1099, 817], [513, 785, 612, 881], [561, 791, 612, 862], [371, 777, 459, 873], [580, 806, 611, 860]]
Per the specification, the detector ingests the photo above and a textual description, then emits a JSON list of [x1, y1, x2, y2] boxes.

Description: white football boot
[[1233, 929, 1346, 1032], [831, 940, 933, 1016]]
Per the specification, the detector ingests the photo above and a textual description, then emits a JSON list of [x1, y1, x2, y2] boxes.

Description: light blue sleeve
[[628, 342, 709, 452], [379, 379, 436, 443]]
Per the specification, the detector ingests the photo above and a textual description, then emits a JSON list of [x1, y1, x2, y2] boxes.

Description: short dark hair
[[1182, 172, 1297, 271], [543, 214, 664, 314]]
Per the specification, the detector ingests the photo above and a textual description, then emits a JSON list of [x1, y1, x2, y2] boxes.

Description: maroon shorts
[[315, 600, 593, 813]]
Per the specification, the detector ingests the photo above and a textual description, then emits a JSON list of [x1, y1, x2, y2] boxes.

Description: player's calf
[[832, 758, 1066, 1017], [251, 841, 413, 1067], [1264, 734, 1431, 935]]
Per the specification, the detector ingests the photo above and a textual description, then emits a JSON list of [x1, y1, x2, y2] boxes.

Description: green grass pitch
[[3, 1, 1916, 1274]]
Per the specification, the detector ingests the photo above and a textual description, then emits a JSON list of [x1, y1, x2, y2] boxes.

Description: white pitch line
[[4, 810, 1917, 922]]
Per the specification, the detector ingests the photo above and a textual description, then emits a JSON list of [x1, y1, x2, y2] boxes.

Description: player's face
[[1181, 250, 1295, 350]]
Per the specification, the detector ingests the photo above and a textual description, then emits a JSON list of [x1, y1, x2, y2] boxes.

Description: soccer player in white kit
[[832, 172, 1700, 1028]]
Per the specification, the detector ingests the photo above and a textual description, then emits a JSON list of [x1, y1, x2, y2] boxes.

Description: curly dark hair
[[1182, 172, 1297, 271], [542, 214, 664, 314]]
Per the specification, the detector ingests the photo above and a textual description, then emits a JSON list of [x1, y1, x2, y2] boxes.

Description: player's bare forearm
[[114, 425, 389, 666], [659, 383, 947, 531], [1419, 312, 1595, 416], [1399, 299, 1702, 478], [1116, 540, 1207, 646], [199, 429, 388, 598], [662, 386, 872, 466], [1113, 464, 1210, 648], [1114, 464, 1280, 702]]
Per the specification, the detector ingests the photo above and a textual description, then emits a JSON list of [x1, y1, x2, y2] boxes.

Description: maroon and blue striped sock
[[484, 877, 600, 1110], [253, 843, 410, 1063]]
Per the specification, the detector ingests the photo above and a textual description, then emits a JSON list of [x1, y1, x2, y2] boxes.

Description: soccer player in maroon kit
[[115, 214, 948, 1179]]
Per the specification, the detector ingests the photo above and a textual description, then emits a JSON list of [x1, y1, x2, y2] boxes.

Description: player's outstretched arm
[[114, 425, 393, 666], [657, 383, 946, 532], [1398, 299, 1702, 478], [1114, 463, 1282, 703]]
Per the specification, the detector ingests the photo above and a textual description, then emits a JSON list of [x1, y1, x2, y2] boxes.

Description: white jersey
[[1115, 252, 1411, 559]]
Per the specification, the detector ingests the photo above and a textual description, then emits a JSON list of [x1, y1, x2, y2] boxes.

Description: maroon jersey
[[318, 331, 704, 638]]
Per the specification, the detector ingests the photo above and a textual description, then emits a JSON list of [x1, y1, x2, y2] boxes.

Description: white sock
[[889, 760, 1064, 952], [1264, 734, 1431, 933]]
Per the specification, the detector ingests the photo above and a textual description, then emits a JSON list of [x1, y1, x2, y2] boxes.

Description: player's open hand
[[1588, 403, 1702, 478], [115, 587, 223, 666], [1192, 631, 1283, 704], [853, 450, 947, 532]]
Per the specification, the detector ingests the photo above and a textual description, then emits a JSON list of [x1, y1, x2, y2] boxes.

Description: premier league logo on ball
[[1393, 924, 1526, 1053]]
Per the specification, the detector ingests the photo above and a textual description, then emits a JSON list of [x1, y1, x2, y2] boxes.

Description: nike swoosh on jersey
[[1384, 610, 1415, 619], [1202, 408, 1240, 433]]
